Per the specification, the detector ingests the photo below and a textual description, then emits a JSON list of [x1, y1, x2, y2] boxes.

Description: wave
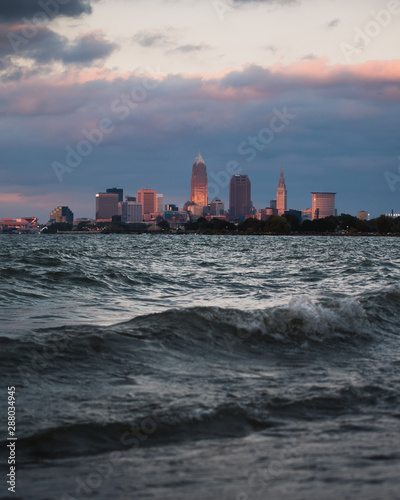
[[113, 289, 399, 348], [10, 402, 271, 463], [10, 377, 399, 464], [1, 288, 399, 397], [2, 288, 399, 366]]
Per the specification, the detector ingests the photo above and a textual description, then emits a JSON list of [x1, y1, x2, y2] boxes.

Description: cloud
[[265, 44, 278, 54], [168, 43, 212, 54], [0, 55, 12, 71], [0, 26, 118, 76], [61, 32, 119, 64], [302, 53, 317, 60], [3, 59, 400, 120], [1, 59, 399, 220], [327, 18, 340, 29], [4, 26, 68, 62], [0, 0, 92, 22], [133, 30, 173, 48]]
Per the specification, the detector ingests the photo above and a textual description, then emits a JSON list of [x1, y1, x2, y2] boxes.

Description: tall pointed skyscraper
[[190, 153, 208, 207], [276, 169, 287, 215]]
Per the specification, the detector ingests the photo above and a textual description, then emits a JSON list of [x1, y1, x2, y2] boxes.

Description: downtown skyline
[[50, 161, 335, 224], [1, 0, 400, 221], [0, 150, 388, 223]]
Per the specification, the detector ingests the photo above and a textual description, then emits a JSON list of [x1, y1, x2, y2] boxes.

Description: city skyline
[[88, 165, 338, 224], [0, 157, 380, 224], [1, 0, 400, 221], [1, 144, 392, 223], [78, 165, 337, 223]]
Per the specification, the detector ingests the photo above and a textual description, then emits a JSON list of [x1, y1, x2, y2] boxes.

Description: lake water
[[1, 234, 400, 499]]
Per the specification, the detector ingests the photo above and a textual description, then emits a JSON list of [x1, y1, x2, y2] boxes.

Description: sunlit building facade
[[157, 194, 164, 213], [137, 189, 157, 221], [276, 169, 287, 216], [312, 192, 336, 220], [190, 153, 208, 207]]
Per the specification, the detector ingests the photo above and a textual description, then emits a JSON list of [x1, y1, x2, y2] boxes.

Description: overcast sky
[[1, 0, 400, 221]]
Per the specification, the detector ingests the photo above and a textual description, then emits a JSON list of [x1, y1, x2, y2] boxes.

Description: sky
[[1, 0, 400, 222]]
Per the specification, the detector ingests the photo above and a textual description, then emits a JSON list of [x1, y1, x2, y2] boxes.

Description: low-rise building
[[50, 206, 74, 224]]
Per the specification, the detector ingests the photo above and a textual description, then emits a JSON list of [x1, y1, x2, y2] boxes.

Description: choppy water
[[1, 234, 400, 500]]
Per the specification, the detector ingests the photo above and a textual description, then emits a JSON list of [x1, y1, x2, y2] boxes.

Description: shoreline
[[2, 231, 399, 237], [42, 231, 400, 237]]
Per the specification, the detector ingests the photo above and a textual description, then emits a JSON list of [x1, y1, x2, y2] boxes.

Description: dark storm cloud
[[0, 0, 92, 22], [5, 26, 68, 63], [0, 24, 118, 70], [61, 32, 119, 64]]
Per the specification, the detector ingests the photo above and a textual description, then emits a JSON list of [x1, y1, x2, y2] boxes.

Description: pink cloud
[[2, 58, 400, 118], [270, 58, 400, 86]]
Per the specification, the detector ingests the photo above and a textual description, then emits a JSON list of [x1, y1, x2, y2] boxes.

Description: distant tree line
[[184, 214, 400, 235], [41, 214, 400, 235], [97, 222, 149, 233], [185, 218, 237, 233]]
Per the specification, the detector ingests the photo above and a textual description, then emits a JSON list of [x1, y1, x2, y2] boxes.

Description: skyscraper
[[157, 194, 164, 213], [276, 169, 287, 216], [229, 175, 251, 220], [137, 189, 157, 221], [312, 192, 336, 220], [209, 197, 225, 216], [118, 200, 143, 223], [96, 193, 119, 221], [106, 187, 124, 202], [190, 153, 208, 207]]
